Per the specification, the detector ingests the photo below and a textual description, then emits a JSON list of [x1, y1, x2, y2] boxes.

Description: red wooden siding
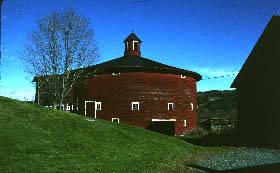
[[74, 72, 198, 136]]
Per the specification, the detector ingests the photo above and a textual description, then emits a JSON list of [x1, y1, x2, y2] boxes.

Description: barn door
[[147, 120, 176, 136], [85, 101, 95, 117]]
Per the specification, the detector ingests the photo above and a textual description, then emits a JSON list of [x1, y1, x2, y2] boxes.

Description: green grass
[[0, 96, 229, 172]]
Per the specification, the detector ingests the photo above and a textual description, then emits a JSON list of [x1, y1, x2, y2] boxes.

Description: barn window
[[112, 72, 120, 76], [112, 118, 120, 123], [168, 103, 174, 111], [190, 102, 194, 110], [131, 102, 139, 110], [183, 119, 187, 126], [95, 102, 101, 111], [181, 75, 186, 78], [66, 103, 71, 111]]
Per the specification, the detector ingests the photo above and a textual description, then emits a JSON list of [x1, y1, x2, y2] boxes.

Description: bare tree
[[22, 9, 99, 109]]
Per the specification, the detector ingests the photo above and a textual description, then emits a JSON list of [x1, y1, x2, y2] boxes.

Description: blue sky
[[1, 0, 280, 100]]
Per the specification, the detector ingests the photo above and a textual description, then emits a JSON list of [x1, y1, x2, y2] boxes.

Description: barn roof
[[90, 32, 201, 81], [231, 15, 280, 88], [33, 32, 202, 82], [90, 55, 202, 81]]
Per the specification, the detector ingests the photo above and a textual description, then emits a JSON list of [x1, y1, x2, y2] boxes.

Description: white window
[[168, 103, 174, 111], [190, 102, 194, 110], [181, 75, 186, 78], [66, 103, 71, 111], [112, 118, 119, 123], [133, 41, 138, 50], [131, 102, 139, 110], [95, 102, 101, 111], [112, 72, 120, 76], [183, 120, 187, 126]]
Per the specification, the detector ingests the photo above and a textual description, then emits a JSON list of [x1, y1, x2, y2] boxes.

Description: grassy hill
[[0, 96, 224, 172]]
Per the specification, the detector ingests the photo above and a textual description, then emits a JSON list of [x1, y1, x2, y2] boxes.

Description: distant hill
[[197, 90, 237, 121], [0, 96, 215, 172]]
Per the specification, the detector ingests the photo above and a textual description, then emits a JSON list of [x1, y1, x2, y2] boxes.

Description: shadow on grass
[[181, 134, 280, 149], [181, 134, 243, 147]]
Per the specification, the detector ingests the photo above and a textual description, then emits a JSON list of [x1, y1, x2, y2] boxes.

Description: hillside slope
[[0, 97, 202, 172]]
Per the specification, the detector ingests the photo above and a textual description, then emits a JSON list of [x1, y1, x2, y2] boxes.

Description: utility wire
[[201, 73, 237, 81]]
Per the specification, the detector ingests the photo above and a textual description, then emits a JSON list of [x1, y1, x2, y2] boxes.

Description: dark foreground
[[182, 134, 280, 172]]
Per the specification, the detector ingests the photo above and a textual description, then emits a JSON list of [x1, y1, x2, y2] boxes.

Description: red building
[[37, 32, 202, 136]]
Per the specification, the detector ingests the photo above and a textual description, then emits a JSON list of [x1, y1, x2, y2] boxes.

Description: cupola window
[[123, 32, 142, 56], [133, 41, 138, 51]]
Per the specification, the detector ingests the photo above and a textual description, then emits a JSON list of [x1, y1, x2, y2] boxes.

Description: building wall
[[236, 85, 280, 147], [75, 72, 198, 135]]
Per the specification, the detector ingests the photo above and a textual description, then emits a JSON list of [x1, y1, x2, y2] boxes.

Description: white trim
[[183, 119, 187, 126], [112, 118, 120, 123], [85, 101, 102, 118], [168, 103, 174, 111], [181, 75, 186, 78], [84, 101, 95, 118], [126, 42, 128, 50], [131, 102, 139, 110], [190, 102, 194, 110], [66, 103, 71, 111], [85, 101, 94, 116], [132, 40, 138, 50], [152, 119, 176, 122]]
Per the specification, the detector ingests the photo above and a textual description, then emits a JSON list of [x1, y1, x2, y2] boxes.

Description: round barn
[[74, 32, 202, 136]]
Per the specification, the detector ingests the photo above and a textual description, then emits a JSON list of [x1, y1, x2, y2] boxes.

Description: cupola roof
[[123, 32, 142, 43]]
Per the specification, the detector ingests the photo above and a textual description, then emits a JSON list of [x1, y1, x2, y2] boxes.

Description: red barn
[[36, 32, 202, 136]]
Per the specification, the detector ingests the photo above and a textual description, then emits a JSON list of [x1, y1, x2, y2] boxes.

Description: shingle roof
[[90, 55, 202, 81], [123, 32, 142, 43], [231, 15, 280, 88]]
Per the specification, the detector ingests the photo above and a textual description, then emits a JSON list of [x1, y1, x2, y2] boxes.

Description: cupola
[[124, 32, 142, 56]]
